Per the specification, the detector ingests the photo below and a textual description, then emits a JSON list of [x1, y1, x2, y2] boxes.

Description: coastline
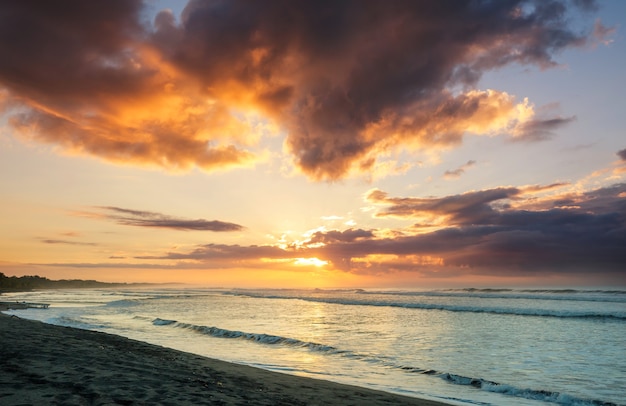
[[0, 309, 450, 405]]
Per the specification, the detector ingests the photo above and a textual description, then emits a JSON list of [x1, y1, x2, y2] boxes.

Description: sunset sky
[[1, 0, 625, 288]]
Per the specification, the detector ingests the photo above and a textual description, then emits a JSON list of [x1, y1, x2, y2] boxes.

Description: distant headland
[[0, 272, 137, 292]]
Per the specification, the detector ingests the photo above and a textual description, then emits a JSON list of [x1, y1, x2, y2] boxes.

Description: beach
[[3, 288, 623, 406], [0, 308, 448, 406]]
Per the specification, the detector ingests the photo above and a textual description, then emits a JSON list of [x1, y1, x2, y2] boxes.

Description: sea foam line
[[221, 293, 626, 320], [361, 290, 626, 303], [150, 318, 622, 406], [152, 318, 344, 353]]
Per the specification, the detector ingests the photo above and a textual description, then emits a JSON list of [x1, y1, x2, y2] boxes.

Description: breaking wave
[[150, 317, 622, 406], [221, 291, 626, 320]]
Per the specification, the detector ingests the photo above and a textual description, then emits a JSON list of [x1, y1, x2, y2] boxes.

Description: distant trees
[[0, 272, 124, 291]]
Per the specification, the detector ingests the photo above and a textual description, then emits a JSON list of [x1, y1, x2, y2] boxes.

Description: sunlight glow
[[294, 257, 328, 267]]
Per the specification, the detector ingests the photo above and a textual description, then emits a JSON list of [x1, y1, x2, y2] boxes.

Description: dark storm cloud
[[617, 149, 626, 161], [322, 212, 624, 276], [0, 0, 608, 180], [0, 0, 144, 99], [91, 206, 244, 232], [306, 183, 626, 275]]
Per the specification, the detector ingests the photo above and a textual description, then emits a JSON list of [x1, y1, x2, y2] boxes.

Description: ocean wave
[[394, 369, 621, 405], [105, 299, 144, 308], [371, 289, 626, 304], [221, 292, 626, 320], [256, 288, 626, 303], [149, 318, 621, 406], [47, 315, 107, 331], [170, 320, 343, 353], [440, 374, 621, 406], [152, 318, 177, 326]]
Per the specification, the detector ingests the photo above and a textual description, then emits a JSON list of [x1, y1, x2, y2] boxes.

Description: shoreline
[[0, 310, 451, 405]]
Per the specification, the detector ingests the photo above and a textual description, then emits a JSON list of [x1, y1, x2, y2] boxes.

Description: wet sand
[[0, 308, 450, 405]]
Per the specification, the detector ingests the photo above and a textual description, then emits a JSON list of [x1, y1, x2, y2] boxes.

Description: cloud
[[593, 18, 616, 45], [135, 243, 288, 261], [105, 183, 624, 281], [366, 186, 522, 227], [618, 149, 626, 161], [36, 262, 186, 270], [0, 0, 608, 180], [80, 206, 244, 232], [39, 239, 98, 246], [0, 0, 259, 172], [305, 229, 375, 245], [321, 215, 343, 221], [35, 182, 623, 283], [562, 143, 596, 152], [444, 160, 476, 179], [114, 231, 374, 268], [366, 182, 572, 226], [510, 116, 576, 142], [314, 183, 626, 276], [132, 243, 327, 271]]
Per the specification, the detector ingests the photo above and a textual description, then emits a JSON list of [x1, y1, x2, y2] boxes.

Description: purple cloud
[[93, 206, 244, 232]]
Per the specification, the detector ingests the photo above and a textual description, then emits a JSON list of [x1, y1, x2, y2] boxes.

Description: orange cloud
[[0, 1, 608, 180]]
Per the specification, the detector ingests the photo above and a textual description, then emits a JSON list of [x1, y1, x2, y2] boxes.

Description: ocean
[[2, 288, 624, 406]]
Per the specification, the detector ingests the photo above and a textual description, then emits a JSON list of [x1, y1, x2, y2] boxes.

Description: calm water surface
[[3, 288, 625, 406]]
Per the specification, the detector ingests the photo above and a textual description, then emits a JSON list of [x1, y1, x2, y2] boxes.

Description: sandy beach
[[0, 307, 449, 406]]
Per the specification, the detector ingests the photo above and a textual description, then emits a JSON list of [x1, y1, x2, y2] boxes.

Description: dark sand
[[0, 307, 450, 405]]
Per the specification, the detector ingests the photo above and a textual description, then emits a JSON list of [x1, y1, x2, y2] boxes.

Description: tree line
[[0, 272, 126, 291]]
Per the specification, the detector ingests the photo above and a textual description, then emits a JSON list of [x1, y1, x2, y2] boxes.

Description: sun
[[294, 257, 328, 267]]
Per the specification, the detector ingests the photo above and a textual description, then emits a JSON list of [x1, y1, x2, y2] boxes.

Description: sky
[[1, 0, 625, 289]]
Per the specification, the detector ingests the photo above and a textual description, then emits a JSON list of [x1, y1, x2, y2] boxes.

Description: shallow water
[[3, 288, 625, 406]]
